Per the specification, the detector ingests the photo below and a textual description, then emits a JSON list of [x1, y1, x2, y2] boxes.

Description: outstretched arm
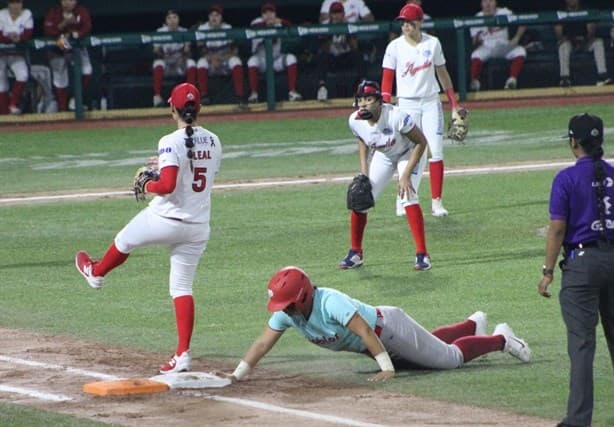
[[346, 312, 395, 381], [230, 326, 284, 381]]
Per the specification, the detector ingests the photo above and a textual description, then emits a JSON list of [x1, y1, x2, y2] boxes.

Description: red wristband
[[445, 88, 458, 109]]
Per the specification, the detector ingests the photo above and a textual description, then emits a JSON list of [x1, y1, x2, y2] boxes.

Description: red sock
[[186, 66, 196, 85], [432, 319, 475, 344], [173, 295, 194, 355], [404, 204, 427, 254], [510, 56, 525, 78], [350, 210, 367, 252], [429, 160, 444, 200], [54, 87, 68, 111], [92, 243, 129, 277], [287, 63, 298, 92], [248, 66, 259, 93], [231, 65, 244, 97], [0, 92, 8, 114], [81, 75, 91, 92], [470, 58, 483, 80], [153, 66, 164, 96], [197, 68, 208, 96], [9, 81, 25, 107], [453, 335, 505, 363]]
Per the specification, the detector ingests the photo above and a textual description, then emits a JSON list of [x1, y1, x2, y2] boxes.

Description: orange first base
[[83, 378, 169, 396]]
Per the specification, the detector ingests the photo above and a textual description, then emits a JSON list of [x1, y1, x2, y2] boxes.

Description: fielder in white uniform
[[75, 83, 222, 375], [152, 10, 196, 107], [0, 0, 33, 115], [338, 80, 432, 271], [382, 3, 463, 218], [195, 5, 245, 106], [469, 0, 526, 91], [227, 266, 532, 383]]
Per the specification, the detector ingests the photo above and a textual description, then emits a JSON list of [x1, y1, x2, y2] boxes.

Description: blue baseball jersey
[[268, 287, 378, 353], [549, 156, 614, 244]]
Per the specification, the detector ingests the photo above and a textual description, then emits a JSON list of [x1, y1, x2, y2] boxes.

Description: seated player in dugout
[[226, 267, 532, 382]]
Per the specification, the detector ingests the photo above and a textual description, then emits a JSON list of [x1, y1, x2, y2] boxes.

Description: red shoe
[[75, 251, 104, 289], [159, 351, 191, 374]]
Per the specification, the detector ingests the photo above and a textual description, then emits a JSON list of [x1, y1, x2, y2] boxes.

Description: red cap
[[396, 3, 424, 21], [329, 2, 344, 13], [209, 4, 223, 15], [167, 83, 201, 110], [261, 2, 276, 13]]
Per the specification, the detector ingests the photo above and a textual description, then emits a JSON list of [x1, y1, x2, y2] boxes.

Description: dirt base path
[[0, 327, 554, 426]]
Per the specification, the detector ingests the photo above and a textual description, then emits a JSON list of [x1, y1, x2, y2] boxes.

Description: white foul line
[[0, 385, 74, 402], [206, 394, 383, 427], [0, 355, 382, 426], [0, 355, 120, 381], [0, 161, 579, 205]]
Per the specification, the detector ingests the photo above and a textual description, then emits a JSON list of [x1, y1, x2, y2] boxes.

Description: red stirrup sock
[[404, 204, 427, 254], [231, 65, 244, 97], [248, 67, 259, 93], [432, 320, 475, 344], [9, 81, 25, 106], [173, 295, 194, 355], [197, 68, 208, 96], [186, 67, 197, 85], [92, 243, 129, 277], [153, 66, 164, 95], [510, 56, 525, 78], [54, 87, 68, 111], [429, 160, 444, 200], [470, 58, 483, 80], [0, 92, 9, 114], [287, 63, 298, 91], [350, 210, 367, 252], [453, 335, 505, 363]]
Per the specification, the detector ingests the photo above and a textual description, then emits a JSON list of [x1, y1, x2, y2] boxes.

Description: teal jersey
[[268, 287, 378, 353]]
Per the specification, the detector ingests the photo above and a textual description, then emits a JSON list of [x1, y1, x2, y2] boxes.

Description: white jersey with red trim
[[319, 0, 371, 23], [348, 103, 417, 159], [0, 7, 33, 40], [149, 126, 222, 224], [382, 33, 445, 99], [197, 21, 233, 51], [154, 25, 189, 58], [469, 8, 514, 47]]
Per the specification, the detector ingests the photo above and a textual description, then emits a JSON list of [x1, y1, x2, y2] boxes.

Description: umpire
[[538, 113, 614, 427]]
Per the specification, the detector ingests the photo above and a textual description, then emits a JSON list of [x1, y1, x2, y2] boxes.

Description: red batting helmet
[[396, 3, 424, 21], [266, 266, 314, 312]]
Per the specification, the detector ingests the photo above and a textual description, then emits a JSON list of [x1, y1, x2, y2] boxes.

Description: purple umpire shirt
[[549, 156, 614, 245]]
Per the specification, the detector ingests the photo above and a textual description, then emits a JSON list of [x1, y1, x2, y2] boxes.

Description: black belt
[[564, 239, 614, 251]]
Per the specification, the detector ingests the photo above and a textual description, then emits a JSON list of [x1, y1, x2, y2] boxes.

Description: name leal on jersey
[[309, 333, 340, 346]]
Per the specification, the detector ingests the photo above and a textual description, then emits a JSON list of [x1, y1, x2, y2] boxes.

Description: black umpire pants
[[559, 244, 614, 427]]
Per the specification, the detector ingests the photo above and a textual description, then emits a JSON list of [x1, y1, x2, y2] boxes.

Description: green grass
[[1, 100, 613, 426]]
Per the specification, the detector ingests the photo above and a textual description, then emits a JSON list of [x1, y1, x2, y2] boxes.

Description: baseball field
[[1, 97, 613, 426]]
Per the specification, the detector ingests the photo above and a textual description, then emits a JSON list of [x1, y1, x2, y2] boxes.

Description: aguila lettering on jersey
[[402, 59, 433, 77]]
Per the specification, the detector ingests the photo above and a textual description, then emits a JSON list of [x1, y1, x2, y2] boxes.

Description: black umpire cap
[[564, 113, 604, 145]]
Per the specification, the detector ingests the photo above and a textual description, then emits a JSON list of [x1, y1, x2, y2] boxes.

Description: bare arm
[[398, 126, 427, 199], [357, 139, 369, 175], [231, 326, 285, 380], [510, 25, 526, 46], [345, 312, 394, 381], [435, 65, 454, 92], [537, 219, 566, 298]]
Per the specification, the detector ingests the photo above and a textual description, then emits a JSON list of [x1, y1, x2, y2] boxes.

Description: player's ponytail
[[584, 141, 607, 241], [179, 101, 198, 172]]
